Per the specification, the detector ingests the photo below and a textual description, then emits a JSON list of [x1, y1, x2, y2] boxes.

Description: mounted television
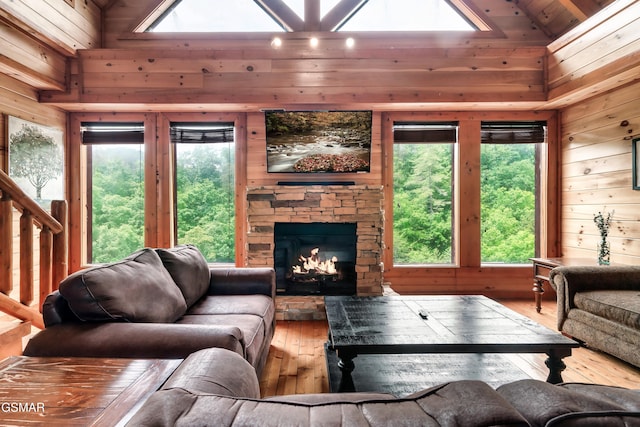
[[265, 110, 372, 173]]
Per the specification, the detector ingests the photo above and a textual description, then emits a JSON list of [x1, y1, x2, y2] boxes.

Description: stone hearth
[[246, 185, 384, 296]]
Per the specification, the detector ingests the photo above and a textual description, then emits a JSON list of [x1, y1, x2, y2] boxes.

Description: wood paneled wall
[[545, 0, 640, 109], [559, 80, 640, 264], [0, 0, 101, 91]]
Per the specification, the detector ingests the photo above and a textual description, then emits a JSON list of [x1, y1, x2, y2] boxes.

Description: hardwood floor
[[259, 299, 640, 397]]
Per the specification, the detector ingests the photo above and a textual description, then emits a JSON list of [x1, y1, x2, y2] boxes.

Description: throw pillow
[[156, 244, 211, 307], [59, 248, 187, 323]]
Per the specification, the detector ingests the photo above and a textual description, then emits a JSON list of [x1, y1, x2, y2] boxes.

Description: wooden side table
[[0, 356, 181, 426], [529, 257, 600, 313]]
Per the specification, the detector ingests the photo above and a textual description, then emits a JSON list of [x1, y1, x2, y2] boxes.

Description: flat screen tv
[[265, 110, 372, 173]]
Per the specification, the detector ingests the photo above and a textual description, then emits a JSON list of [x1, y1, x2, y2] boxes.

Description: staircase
[[0, 169, 67, 357]]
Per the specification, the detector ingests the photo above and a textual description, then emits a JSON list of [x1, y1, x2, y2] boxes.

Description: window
[[393, 123, 456, 264], [480, 122, 546, 264], [81, 122, 145, 263], [148, 0, 285, 32], [149, 0, 476, 32], [171, 122, 235, 263], [338, 0, 475, 31]]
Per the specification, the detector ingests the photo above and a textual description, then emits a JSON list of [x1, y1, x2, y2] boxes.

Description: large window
[[81, 122, 145, 263], [480, 122, 545, 264], [172, 122, 235, 263], [393, 123, 456, 264]]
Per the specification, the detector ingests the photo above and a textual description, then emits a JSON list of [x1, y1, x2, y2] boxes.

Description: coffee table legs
[[545, 350, 569, 384], [336, 350, 357, 392]]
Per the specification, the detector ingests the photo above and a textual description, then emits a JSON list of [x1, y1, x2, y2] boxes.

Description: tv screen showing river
[[265, 111, 372, 173]]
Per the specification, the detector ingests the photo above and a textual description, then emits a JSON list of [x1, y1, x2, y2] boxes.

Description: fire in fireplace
[[274, 222, 357, 295]]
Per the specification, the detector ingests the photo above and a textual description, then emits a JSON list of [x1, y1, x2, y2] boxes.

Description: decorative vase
[[597, 237, 610, 265]]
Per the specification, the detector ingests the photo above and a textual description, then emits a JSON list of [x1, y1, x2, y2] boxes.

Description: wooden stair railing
[[0, 169, 67, 330]]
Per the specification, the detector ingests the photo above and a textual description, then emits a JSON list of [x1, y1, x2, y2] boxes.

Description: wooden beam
[[255, 0, 305, 32], [304, 0, 321, 31], [558, 0, 602, 21]]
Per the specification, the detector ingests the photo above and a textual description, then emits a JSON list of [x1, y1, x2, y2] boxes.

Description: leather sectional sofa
[[23, 245, 276, 376], [127, 347, 640, 427], [550, 265, 640, 368]]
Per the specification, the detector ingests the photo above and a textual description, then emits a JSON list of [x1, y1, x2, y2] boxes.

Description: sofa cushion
[[127, 380, 528, 426], [59, 248, 187, 323], [497, 380, 640, 427], [156, 245, 210, 307], [574, 290, 640, 330], [178, 314, 265, 368]]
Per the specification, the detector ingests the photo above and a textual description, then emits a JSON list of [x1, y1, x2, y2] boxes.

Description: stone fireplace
[[246, 185, 384, 296]]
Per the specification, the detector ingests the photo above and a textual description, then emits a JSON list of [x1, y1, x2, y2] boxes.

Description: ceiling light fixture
[[345, 37, 355, 48], [271, 37, 282, 48], [309, 37, 319, 48]]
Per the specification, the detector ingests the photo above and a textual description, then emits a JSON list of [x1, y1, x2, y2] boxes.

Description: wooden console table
[[0, 356, 181, 426], [529, 257, 599, 313]]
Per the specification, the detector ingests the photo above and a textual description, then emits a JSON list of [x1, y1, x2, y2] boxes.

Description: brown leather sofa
[[23, 245, 276, 376], [127, 347, 640, 427], [550, 265, 640, 368]]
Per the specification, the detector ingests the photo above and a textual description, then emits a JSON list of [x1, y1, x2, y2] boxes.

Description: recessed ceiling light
[[271, 37, 282, 48], [309, 37, 319, 48], [345, 37, 355, 48]]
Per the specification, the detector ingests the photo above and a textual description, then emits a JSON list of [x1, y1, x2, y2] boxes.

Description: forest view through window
[[172, 123, 235, 263], [393, 123, 456, 264], [82, 123, 145, 264], [480, 122, 545, 264]]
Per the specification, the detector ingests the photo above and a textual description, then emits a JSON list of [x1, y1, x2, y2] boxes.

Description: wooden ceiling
[[90, 0, 616, 41]]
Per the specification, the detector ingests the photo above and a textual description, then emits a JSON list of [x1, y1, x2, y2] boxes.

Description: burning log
[[292, 247, 339, 276]]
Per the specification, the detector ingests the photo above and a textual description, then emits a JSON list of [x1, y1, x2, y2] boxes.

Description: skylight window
[[149, 0, 285, 32], [148, 0, 476, 33], [338, 0, 475, 31]]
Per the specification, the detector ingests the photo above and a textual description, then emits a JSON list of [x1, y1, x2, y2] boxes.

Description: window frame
[[81, 122, 146, 263], [69, 113, 246, 270], [381, 111, 559, 292], [392, 121, 458, 265], [170, 121, 237, 264], [479, 121, 547, 264]]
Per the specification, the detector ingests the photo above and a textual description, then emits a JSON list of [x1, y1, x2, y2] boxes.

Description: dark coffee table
[[325, 295, 579, 392]]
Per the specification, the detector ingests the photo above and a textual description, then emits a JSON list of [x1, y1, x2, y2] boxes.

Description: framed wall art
[[8, 116, 64, 210]]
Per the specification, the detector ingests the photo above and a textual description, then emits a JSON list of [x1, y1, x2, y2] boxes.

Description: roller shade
[[170, 122, 234, 144], [481, 122, 546, 144], [393, 122, 458, 143], [81, 122, 145, 144]]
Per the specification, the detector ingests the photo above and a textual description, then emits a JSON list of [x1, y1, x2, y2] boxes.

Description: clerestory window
[[148, 0, 476, 33]]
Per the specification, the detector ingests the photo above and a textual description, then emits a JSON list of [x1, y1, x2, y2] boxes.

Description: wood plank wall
[[0, 0, 101, 90], [0, 74, 65, 305], [559, 80, 640, 264]]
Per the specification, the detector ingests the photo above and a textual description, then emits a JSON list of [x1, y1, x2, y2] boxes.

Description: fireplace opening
[[274, 222, 357, 296]]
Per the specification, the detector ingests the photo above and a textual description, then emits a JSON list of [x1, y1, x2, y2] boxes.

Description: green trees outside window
[[392, 121, 542, 266], [393, 142, 454, 264], [480, 143, 536, 263], [89, 144, 145, 263], [175, 142, 235, 263]]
